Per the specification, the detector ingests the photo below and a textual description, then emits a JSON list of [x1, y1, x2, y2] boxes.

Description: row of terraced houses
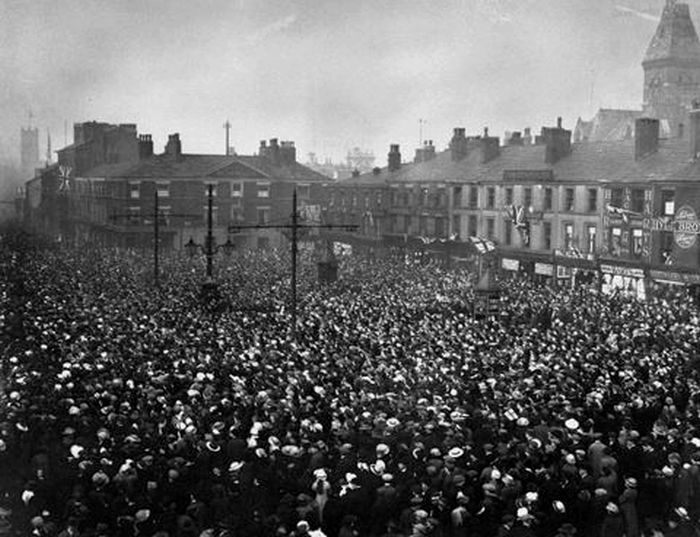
[[17, 0, 700, 297]]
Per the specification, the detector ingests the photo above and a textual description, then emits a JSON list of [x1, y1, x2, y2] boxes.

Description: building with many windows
[[23, 122, 327, 250], [322, 111, 700, 295], [322, 0, 700, 296]]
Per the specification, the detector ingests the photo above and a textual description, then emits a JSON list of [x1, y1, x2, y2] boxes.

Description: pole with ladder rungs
[[228, 188, 357, 336], [110, 192, 199, 287]]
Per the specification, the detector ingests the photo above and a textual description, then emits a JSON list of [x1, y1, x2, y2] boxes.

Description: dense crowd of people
[[1, 227, 700, 537]]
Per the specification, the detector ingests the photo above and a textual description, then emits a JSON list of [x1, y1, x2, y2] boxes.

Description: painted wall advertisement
[[672, 187, 700, 267]]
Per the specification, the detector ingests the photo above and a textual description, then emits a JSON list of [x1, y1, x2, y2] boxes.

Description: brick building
[[321, 111, 700, 295], [320, 0, 700, 296], [24, 122, 327, 250]]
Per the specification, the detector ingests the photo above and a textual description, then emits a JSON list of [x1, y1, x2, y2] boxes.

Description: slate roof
[[348, 137, 696, 186], [82, 154, 328, 183], [644, 1, 700, 64], [575, 109, 643, 143], [333, 164, 414, 187]]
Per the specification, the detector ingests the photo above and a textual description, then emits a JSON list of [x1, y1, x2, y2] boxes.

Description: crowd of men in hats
[[1, 226, 700, 537]]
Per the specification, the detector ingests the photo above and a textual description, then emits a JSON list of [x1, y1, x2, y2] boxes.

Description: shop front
[[600, 263, 647, 300], [648, 268, 700, 303], [534, 261, 555, 285], [553, 251, 598, 288]]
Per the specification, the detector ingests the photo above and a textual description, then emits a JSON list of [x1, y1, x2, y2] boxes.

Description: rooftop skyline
[[0, 0, 694, 165]]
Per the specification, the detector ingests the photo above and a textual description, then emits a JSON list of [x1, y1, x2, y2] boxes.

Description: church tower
[[643, 0, 700, 138]]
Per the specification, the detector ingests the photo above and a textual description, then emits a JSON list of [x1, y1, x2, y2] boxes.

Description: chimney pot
[[543, 121, 572, 164], [484, 127, 489, 137], [481, 133, 500, 163], [164, 133, 182, 159], [279, 140, 296, 165], [139, 134, 154, 159], [388, 144, 401, 171], [450, 127, 468, 161]]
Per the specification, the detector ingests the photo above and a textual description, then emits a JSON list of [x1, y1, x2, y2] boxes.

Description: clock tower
[[643, 0, 700, 138]]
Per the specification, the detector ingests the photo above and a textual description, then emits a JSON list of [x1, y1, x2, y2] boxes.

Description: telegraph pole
[[228, 188, 357, 336], [291, 190, 298, 330], [154, 191, 159, 286], [223, 120, 231, 156], [110, 194, 198, 288], [419, 118, 427, 145], [206, 184, 214, 279]]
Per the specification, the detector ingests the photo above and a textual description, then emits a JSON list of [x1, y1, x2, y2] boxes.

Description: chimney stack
[[481, 128, 500, 163], [388, 144, 401, 171], [450, 127, 468, 161], [279, 141, 296, 165], [690, 101, 700, 159], [414, 140, 436, 163], [635, 118, 660, 160], [165, 133, 182, 159], [542, 118, 571, 164], [138, 134, 153, 159], [523, 127, 532, 145], [260, 138, 285, 165], [507, 132, 524, 146]]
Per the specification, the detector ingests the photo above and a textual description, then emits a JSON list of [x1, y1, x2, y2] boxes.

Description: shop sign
[[534, 262, 554, 276], [674, 205, 700, 249], [501, 258, 520, 271], [600, 264, 645, 279], [649, 269, 700, 285]]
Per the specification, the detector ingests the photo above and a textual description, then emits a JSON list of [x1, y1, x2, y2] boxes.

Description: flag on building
[[58, 165, 72, 192], [568, 245, 585, 258], [606, 204, 640, 224]]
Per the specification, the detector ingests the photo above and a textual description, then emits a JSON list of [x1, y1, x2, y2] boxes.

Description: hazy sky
[[0, 0, 688, 165]]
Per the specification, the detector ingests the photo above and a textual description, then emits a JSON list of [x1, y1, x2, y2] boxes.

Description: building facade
[[24, 123, 327, 251]]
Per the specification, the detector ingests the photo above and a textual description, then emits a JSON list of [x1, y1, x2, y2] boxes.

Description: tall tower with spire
[[642, 0, 700, 138]]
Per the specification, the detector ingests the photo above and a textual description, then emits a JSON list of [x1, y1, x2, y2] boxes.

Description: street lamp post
[[185, 184, 235, 289], [206, 183, 215, 280], [227, 188, 357, 337]]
